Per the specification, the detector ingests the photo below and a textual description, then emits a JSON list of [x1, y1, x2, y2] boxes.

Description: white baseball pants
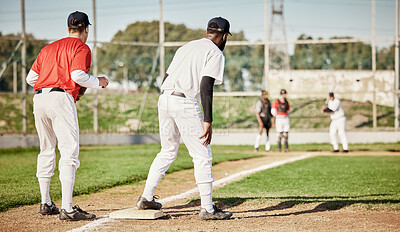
[[275, 116, 290, 132], [33, 90, 80, 211], [330, 116, 348, 151], [142, 92, 213, 210]]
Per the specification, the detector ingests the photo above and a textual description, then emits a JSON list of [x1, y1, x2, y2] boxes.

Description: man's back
[[161, 38, 224, 102]]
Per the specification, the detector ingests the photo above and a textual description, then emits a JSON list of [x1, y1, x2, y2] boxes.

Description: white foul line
[[69, 153, 313, 232]]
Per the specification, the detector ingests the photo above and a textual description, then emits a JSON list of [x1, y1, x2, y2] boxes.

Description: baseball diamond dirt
[[0, 151, 399, 232]]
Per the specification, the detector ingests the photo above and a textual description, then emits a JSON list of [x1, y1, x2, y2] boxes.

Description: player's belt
[[171, 91, 186, 98], [36, 88, 65, 94], [162, 90, 186, 98]]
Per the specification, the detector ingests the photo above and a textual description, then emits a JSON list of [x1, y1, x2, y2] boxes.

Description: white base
[[109, 208, 163, 219]]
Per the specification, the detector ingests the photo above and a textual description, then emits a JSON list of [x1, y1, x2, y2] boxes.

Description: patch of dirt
[[347, 114, 369, 129], [0, 152, 399, 232]]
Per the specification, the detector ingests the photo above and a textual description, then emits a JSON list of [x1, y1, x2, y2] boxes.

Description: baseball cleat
[[333, 150, 339, 153], [136, 196, 162, 210], [59, 205, 96, 221], [254, 148, 259, 152], [343, 150, 349, 153], [40, 202, 60, 215], [199, 205, 232, 220]]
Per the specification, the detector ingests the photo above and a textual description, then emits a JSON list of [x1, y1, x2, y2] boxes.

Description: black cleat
[[333, 150, 339, 153], [199, 205, 232, 220], [343, 150, 349, 153], [136, 196, 162, 210], [40, 202, 59, 215], [59, 205, 96, 221], [254, 148, 259, 152]]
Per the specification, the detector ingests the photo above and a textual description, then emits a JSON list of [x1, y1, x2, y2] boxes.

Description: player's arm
[[71, 45, 108, 89], [26, 70, 39, 87], [255, 102, 263, 127], [271, 100, 277, 116], [71, 70, 108, 88], [161, 73, 169, 84], [199, 75, 215, 146], [328, 100, 339, 112]]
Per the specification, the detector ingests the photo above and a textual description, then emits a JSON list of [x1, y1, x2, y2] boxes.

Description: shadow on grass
[[163, 194, 399, 219]]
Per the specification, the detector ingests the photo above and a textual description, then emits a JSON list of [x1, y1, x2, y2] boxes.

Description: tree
[[97, 21, 250, 91]]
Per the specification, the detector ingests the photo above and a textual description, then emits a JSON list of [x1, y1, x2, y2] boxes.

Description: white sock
[[38, 177, 52, 205], [59, 165, 75, 212], [265, 136, 270, 151], [254, 134, 262, 149], [198, 182, 214, 213]]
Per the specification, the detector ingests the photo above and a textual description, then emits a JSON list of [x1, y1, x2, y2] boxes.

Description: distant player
[[254, 90, 274, 152], [26, 11, 108, 220], [271, 89, 290, 152], [322, 92, 349, 152], [136, 17, 232, 220]]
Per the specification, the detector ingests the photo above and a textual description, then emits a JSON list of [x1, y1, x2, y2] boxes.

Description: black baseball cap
[[207, 17, 232, 35], [280, 89, 287, 94], [67, 11, 91, 28], [329, 92, 334, 97]]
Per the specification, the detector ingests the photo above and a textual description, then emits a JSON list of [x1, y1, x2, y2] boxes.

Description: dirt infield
[[0, 152, 399, 232]]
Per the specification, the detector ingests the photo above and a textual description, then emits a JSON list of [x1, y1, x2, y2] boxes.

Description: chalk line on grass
[[69, 153, 313, 232]]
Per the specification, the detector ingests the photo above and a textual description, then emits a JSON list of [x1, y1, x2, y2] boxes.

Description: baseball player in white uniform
[[26, 11, 108, 220], [322, 92, 349, 152], [136, 17, 232, 220]]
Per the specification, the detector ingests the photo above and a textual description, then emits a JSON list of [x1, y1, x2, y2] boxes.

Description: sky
[[0, 0, 396, 53]]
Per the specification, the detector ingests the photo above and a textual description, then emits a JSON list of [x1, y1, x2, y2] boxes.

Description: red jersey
[[31, 37, 91, 100], [272, 98, 290, 116]]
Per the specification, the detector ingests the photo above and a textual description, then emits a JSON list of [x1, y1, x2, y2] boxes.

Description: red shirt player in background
[[26, 11, 108, 221], [271, 89, 290, 152]]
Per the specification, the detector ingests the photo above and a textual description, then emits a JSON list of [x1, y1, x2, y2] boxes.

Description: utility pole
[[264, 0, 270, 91], [372, 0, 377, 129], [268, 0, 289, 70], [13, 61, 17, 93], [93, 0, 98, 133], [395, 0, 399, 130], [21, 0, 27, 135], [159, 0, 165, 79]]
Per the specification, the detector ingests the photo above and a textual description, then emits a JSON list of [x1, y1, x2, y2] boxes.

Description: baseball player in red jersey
[[271, 89, 290, 152], [26, 11, 108, 220], [136, 17, 233, 220]]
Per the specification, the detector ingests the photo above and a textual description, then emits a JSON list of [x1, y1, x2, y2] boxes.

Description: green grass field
[[0, 143, 398, 212], [0, 144, 262, 212], [0, 93, 395, 135], [214, 155, 400, 210]]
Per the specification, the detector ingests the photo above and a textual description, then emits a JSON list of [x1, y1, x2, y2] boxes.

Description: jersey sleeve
[[201, 50, 225, 85], [71, 44, 91, 73], [255, 100, 262, 113], [328, 99, 340, 111]]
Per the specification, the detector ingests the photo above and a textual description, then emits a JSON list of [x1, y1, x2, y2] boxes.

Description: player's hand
[[199, 121, 212, 146], [98, 76, 109, 88], [321, 105, 328, 113]]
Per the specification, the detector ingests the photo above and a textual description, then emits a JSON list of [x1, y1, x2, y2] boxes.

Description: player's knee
[[278, 132, 283, 140], [157, 151, 177, 162], [283, 132, 289, 139]]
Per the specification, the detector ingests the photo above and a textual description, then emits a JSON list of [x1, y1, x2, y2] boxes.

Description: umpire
[[136, 17, 232, 220], [254, 90, 274, 152]]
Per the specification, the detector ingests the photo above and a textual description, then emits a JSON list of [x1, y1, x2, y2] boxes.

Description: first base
[[109, 208, 163, 219]]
